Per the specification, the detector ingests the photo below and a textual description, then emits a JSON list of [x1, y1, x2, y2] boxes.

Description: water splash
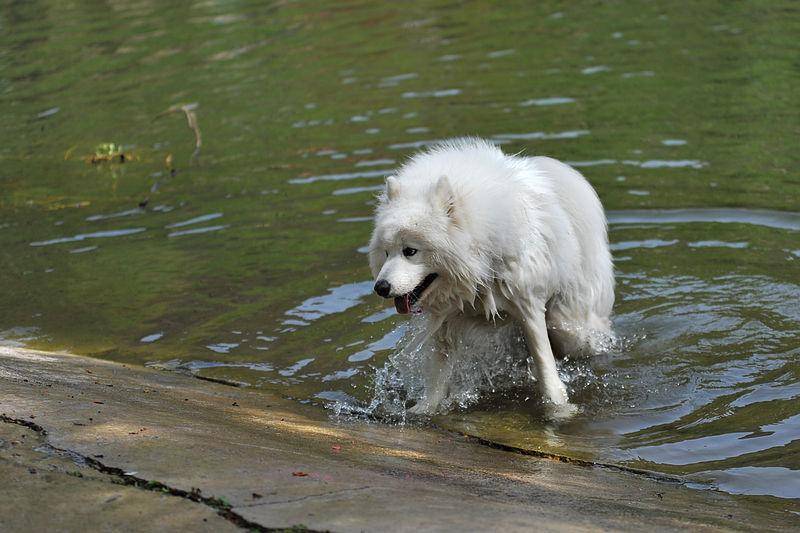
[[331, 316, 622, 424]]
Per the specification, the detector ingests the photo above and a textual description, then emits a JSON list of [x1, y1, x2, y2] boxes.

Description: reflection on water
[[688, 240, 748, 249], [165, 213, 223, 228], [608, 208, 800, 231], [347, 327, 406, 363], [289, 169, 392, 184], [567, 159, 706, 169], [167, 225, 229, 238], [493, 130, 590, 141], [401, 89, 462, 98], [285, 281, 374, 324], [139, 332, 164, 343], [30, 228, 147, 247], [69, 246, 98, 254], [86, 208, 144, 222], [206, 342, 240, 354], [698, 466, 800, 499], [581, 65, 611, 75], [1, 0, 799, 505], [630, 415, 800, 466], [611, 239, 678, 251], [279, 357, 315, 377], [518, 97, 575, 107], [148, 359, 274, 373], [333, 185, 385, 196]]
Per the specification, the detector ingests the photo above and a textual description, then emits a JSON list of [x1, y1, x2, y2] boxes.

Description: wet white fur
[[368, 138, 614, 415]]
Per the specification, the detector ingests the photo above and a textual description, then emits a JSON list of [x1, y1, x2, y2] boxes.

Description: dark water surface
[[1, 1, 799, 506]]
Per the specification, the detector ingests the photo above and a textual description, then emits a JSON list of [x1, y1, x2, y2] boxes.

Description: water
[[1, 1, 799, 505]]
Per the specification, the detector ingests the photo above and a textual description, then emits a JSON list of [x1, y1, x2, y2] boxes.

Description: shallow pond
[[1, 1, 798, 504]]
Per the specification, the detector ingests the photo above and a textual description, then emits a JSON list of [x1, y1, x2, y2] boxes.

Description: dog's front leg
[[520, 304, 571, 408], [408, 350, 454, 415]]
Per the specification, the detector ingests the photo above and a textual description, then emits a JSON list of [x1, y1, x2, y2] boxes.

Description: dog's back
[[530, 156, 615, 354]]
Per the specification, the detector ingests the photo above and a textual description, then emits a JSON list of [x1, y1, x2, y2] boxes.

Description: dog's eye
[[385, 251, 389, 258], [403, 247, 417, 257]]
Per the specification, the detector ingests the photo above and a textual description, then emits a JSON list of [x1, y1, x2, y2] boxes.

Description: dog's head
[[368, 174, 459, 314]]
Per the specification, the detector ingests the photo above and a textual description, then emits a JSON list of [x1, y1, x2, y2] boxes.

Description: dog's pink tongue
[[394, 294, 411, 314]]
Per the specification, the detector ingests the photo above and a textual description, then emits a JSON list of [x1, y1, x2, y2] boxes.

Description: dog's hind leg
[[546, 306, 592, 359], [546, 302, 613, 358]]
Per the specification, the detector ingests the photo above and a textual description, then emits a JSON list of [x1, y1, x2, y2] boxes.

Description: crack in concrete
[[154, 366, 686, 487], [0, 414, 324, 532], [239, 486, 373, 508], [452, 428, 687, 485], [339, 405, 685, 485]]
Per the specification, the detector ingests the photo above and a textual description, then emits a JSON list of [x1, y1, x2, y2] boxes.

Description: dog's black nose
[[374, 280, 391, 298]]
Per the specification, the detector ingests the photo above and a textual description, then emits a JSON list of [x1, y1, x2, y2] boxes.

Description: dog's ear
[[385, 176, 400, 201], [434, 175, 456, 219]]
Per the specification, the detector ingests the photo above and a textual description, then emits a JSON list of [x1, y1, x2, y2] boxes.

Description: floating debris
[[155, 102, 202, 162]]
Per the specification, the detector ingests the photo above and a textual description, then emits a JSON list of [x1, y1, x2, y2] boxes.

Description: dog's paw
[[407, 401, 436, 416], [544, 401, 579, 421]]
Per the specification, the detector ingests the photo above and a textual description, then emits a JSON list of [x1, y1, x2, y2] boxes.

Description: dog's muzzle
[[393, 273, 438, 314]]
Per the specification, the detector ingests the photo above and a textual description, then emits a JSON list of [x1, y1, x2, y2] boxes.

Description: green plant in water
[[85, 142, 134, 164]]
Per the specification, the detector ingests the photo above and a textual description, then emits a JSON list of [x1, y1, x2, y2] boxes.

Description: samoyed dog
[[368, 138, 614, 416]]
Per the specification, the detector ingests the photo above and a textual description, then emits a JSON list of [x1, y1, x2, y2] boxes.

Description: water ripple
[[166, 213, 223, 228], [401, 89, 461, 98], [608, 209, 800, 231], [86, 208, 144, 221], [168, 225, 229, 238], [286, 281, 374, 323], [30, 228, 146, 247], [518, 97, 575, 107], [289, 169, 391, 184]]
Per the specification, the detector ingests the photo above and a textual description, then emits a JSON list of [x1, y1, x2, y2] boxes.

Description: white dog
[[368, 138, 614, 415]]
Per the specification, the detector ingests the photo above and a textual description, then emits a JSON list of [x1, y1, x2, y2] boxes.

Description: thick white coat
[[368, 138, 614, 414]]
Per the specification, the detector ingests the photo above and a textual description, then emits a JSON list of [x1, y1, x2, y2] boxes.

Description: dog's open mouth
[[394, 273, 438, 314]]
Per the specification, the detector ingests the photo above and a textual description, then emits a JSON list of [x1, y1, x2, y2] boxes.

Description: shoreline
[[1, 347, 796, 531]]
